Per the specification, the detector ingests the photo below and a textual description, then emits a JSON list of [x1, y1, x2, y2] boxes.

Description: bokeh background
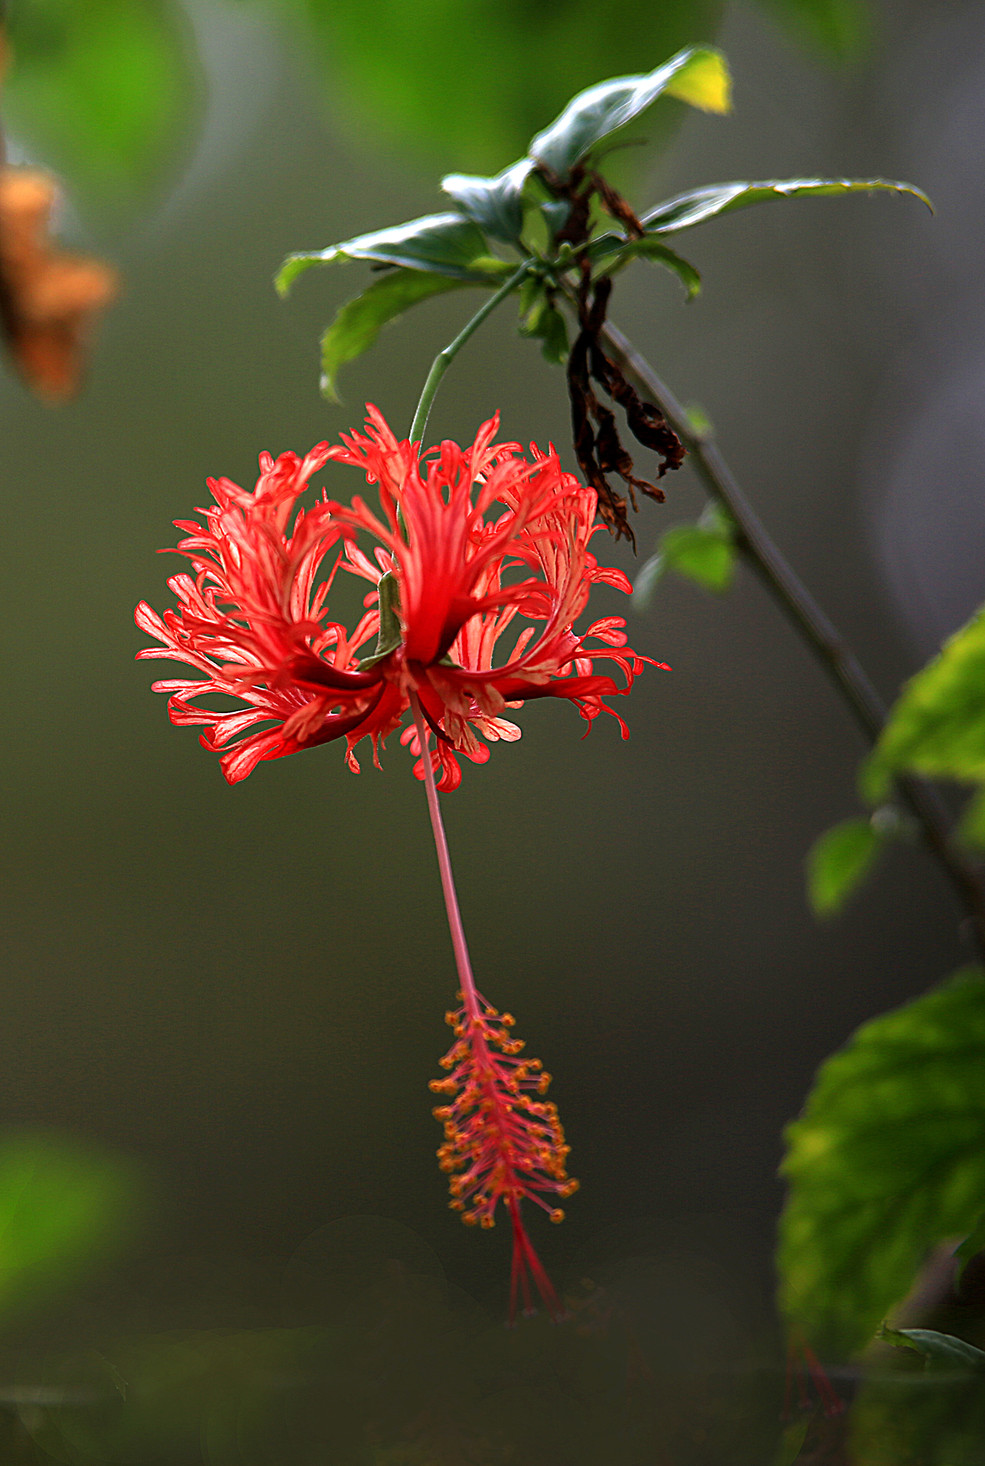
[[0, 0, 984, 1448]]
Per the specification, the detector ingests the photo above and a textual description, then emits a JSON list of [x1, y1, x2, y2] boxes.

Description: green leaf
[[753, 0, 871, 62], [4, 0, 200, 207], [276, 214, 507, 295], [441, 160, 534, 244], [662, 522, 736, 591], [806, 817, 883, 917], [642, 177, 932, 234], [0, 1131, 138, 1318], [588, 233, 701, 296], [881, 1326, 985, 1372], [954, 1212, 985, 1280], [634, 506, 737, 609], [778, 968, 985, 1357], [318, 269, 469, 401], [528, 47, 730, 181], [518, 288, 569, 364], [959, 788, 985, 851], [868, 607, 985, 797]]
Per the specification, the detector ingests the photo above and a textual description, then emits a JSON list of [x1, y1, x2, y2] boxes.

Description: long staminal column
[[410, 695, 577, 1322]]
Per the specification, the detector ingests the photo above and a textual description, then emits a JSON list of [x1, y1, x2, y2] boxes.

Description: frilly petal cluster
[[136, 406, 659, 788]]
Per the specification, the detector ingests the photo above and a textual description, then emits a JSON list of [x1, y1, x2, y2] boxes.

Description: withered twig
[[601, 316, 985, 959]]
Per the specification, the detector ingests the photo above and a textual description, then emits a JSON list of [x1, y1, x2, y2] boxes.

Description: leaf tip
[[667, 48, 732, 116]]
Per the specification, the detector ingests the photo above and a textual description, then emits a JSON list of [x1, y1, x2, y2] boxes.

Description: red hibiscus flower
[[136, 406, 658, 789]]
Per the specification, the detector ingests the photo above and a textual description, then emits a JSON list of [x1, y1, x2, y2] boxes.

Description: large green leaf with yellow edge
[[778, 968, 985, 1358], [864, 607, 985, 803], [528, 48, 730, 180]]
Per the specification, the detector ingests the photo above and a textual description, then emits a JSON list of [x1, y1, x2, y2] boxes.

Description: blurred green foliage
[[0, 1131, 139, 1323], [6, 1234, 784, 1466], [754, 0, 872, 60], [3, 0, 201, 208], [2, 0, 871, 209], [805, 815, 884, 917], [273, 0, 728, 170], [850, 1340, 985, 1465], [865, 607, 985, 846], [778, 969, 985, 1358], [634, 505, 738, 605]]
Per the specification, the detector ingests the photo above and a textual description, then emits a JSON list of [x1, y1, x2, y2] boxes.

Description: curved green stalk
[[409, 260, 534, 445]]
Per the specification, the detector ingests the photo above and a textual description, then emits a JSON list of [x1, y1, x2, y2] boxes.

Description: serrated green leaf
[[588, 233, 701, 296], [0, 1131, 138, 1318], [753, 0, 871, 62], [4, 0, 200, 208], [441, 160, 534, 244], [319, 269, 469, 401], [528, 47, 730, 180], [869, 607, 985, 794], [806, 817, 883, 917], [778, 967, 985, 1357], [642, 177, 932, 234], [881, 1326, 985, 1372], [276, 214, 506, 296]]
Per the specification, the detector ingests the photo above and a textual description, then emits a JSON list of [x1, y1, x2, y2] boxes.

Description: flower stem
[[410, 693, 480, 1018], [409, 260, 535, 446], [599, 318, 985, 958]]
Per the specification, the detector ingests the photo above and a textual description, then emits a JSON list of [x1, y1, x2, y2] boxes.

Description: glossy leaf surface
[[441, 160, 534, 244], [276, 214, 507, 295], [528, 48, 730, 180], [779, 968, 985, 1357], [642, 177, 932, 235]]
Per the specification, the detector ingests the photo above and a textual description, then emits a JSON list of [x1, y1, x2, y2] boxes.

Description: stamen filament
[[410, 692, 480, 1021]]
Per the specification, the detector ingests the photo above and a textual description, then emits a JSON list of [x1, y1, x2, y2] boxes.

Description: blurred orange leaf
[[0, 166, 117, 399]]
